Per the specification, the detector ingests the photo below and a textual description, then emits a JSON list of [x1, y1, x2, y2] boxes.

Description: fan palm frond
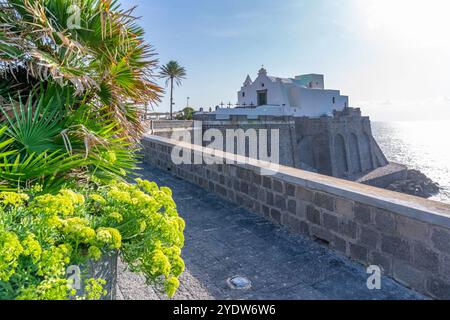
[[0, 125, 83, 192], [0, 0, 162, 141], [0, 90, 65, 154]]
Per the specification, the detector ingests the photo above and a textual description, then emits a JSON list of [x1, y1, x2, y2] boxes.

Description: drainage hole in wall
[[313, 236, 330, 247]]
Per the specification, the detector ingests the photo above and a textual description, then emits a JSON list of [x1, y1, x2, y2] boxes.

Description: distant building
[[143, 111, 182, 120], [193, 67, 395, 180], [207, 67, 349, 118]]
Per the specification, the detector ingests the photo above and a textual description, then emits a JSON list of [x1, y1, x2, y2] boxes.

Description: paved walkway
[[117, 164, 425, 300]]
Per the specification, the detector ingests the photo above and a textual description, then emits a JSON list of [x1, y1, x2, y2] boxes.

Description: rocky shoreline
[[386, 169, 440, 199]]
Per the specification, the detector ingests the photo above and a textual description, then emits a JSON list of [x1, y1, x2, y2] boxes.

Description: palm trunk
[[169, 77, 174, 120]]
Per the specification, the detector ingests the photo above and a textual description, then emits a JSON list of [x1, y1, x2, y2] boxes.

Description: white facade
[[227, 67, 349, 118]]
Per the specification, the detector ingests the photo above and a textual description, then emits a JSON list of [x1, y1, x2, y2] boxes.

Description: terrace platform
[[117, 164, 425, 300], [354, 162, 408, 188]]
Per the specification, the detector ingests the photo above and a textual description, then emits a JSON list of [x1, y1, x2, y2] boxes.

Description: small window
[[309, 82, 313, 88], [261, 83, 265, 88], [242, 92, 245, 97], [332, 97, 336, 104]]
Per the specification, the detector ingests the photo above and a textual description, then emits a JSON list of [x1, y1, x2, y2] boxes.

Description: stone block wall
[[142, 120, 195, 139], [142, 135, 450, 299], [201, 117, 297, 169], [195, 112, 389, 179]]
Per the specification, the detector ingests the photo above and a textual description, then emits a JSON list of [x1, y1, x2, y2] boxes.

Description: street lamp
[[170, 101, 175, 120]]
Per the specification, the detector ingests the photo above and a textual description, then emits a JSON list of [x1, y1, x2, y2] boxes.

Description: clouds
[[357, 97, 450, 121], [357, 0, 450, 49], [198, 0, 306, 39], [121, 0, 450, 121]]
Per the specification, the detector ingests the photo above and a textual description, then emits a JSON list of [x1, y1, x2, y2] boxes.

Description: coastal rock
[[386, 170, 440, 199]]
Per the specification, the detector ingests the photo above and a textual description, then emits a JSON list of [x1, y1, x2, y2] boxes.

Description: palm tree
[[160, 61, 187, 119], [0, 0, 162, 189], [0, 0, 162, 141]]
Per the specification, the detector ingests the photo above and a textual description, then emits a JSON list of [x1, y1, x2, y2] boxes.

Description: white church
[[209, 67, 349, 118]]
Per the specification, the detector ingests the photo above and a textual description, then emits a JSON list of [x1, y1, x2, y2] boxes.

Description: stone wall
[[194, 110, 389, 179], [201, 116, 297, 169], [142, 120, 195, 139], [142, 135, 450, 299]]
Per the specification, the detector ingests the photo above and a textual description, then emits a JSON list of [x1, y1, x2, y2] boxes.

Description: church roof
[[246, 67, 311, 88], [243, 75, 252, 86], [266, 76, 310, 88], [268, 76, 296, 84]]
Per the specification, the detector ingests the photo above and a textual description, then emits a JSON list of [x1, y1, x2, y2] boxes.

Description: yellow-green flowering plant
[[0, 179, 185, 300]]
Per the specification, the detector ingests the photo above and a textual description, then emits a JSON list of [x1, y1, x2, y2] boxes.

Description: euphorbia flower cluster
[[0, 179, 185, 300]]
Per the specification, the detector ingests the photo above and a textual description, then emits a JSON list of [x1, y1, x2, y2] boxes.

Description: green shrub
[[0, 0, 186, 299], [0, 179, 185, 300], [0, 0, 162, 189], [176, 107, 195, 120]]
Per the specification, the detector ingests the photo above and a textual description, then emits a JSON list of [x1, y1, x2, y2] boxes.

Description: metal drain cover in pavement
[[227, 276, 252, 290]]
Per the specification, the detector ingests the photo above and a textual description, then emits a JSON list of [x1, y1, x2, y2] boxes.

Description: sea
[[371, 121, 450, 204]]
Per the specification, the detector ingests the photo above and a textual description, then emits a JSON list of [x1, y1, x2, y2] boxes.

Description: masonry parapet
[[142, 134, 450, 299]]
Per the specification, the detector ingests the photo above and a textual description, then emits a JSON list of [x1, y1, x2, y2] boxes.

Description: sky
[[119, 0, 450, 121]]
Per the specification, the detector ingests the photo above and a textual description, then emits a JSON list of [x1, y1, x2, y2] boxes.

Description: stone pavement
[[117, 164, 425, 300]]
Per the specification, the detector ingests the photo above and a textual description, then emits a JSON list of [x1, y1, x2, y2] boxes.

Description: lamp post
[[170, 101, 175, 120], [186, 97, 190, 108]]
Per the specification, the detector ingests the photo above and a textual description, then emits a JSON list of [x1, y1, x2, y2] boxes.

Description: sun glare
[[362, 0, 450, 48]]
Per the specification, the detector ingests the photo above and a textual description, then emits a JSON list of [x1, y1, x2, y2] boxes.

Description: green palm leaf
[[0, 91, 65, 154], [0, 125, 83, 192], [1, 0, 158, 191], [0, 0, 162, 140]]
